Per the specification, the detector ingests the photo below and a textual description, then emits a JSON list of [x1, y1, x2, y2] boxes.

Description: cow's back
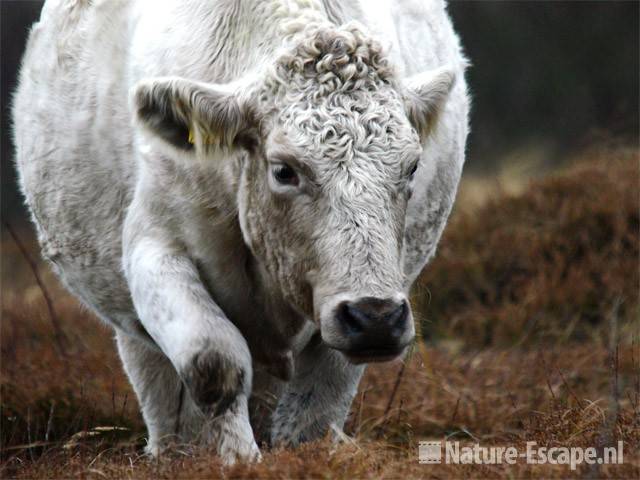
[[13, 0, 143, 335]]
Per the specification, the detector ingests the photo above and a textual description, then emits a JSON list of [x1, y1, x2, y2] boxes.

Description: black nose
[[335, 297, 409, 356]]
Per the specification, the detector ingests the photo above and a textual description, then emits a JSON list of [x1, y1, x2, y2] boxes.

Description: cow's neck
[[180, 188, 311, 372], [196, 0, 331, 82]]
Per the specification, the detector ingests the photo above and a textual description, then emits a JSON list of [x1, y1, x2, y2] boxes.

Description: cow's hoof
[[181, 347, 249, 416], [211, 402, 261, 465], [219, 435, 261, 465], [144, 443, 161, 458]]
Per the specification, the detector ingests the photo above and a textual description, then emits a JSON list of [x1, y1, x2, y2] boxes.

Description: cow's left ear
[[402, 66, 456, 140], [132, 77, 255, 153]]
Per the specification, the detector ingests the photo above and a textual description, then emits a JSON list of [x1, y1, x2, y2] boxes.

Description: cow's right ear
[[132, 77, 255, 153]]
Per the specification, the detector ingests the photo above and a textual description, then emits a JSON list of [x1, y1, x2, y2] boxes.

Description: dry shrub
[[0, 232, 142, 451], [1, 148, 639, 478], [2, 344, 638, 479], [415, 148, 639, 347]]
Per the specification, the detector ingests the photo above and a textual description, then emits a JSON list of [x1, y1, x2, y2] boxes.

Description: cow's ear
[[132, 77, 254, 153], [403, 66, 456, 140]]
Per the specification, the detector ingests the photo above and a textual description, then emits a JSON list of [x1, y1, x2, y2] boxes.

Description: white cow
[[13, 0, 469, 463]]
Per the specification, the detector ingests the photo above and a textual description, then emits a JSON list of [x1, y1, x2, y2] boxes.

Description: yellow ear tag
[[188, 128, 218, 145]]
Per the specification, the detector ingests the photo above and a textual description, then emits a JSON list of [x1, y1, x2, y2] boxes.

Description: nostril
[[386, 302, 406, 326], [388, 302, 409, 336], [337, 302, 364, 334]]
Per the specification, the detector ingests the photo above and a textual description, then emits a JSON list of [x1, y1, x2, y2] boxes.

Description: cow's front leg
[[116, 332, 259, 463], [270, 335, 365, 446], [123, 227, 259, 464]]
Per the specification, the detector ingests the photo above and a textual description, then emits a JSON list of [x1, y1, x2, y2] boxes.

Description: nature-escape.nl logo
[[418, 440, 624, 471]]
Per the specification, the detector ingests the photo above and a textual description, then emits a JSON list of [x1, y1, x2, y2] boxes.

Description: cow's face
[[133, 24, 455, 364]]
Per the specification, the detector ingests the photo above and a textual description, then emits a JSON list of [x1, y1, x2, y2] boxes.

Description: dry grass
[[1, 147, 639, 479], [415, 147, 639, 347]]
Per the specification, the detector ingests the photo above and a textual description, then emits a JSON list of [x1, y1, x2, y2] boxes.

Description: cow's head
[[133, 23, 455, 364]]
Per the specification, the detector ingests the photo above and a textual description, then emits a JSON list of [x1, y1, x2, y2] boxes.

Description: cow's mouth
[[331, 344, 409, 365]]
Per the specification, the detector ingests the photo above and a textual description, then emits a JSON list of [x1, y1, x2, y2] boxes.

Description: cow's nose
[[335, 297, 410, 361]]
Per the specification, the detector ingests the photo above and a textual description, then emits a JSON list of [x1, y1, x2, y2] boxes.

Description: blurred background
[[1, 2, 638, 478], [2, 0, 638, 220]]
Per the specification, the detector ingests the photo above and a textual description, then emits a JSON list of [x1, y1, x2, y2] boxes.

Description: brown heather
[[1, 148, 639, 478], [415, 147, 639, 347]]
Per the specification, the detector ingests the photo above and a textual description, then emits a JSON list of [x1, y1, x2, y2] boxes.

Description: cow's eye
[[409, 162, 419, 178], [272, 164, 299, 186]]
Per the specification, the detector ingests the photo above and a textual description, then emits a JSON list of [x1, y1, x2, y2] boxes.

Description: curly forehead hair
[[271, 22, 397, 98], [256, 22, 417, 163]]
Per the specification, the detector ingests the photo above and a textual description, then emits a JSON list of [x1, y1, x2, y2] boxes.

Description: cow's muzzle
[[327, 296, 414, 364]]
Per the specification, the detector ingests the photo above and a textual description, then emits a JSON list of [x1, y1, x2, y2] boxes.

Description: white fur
[[13, 0, 469, 463]]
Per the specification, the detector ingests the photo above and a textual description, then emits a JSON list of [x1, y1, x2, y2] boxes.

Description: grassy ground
[[1, 147, 638, 478]]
